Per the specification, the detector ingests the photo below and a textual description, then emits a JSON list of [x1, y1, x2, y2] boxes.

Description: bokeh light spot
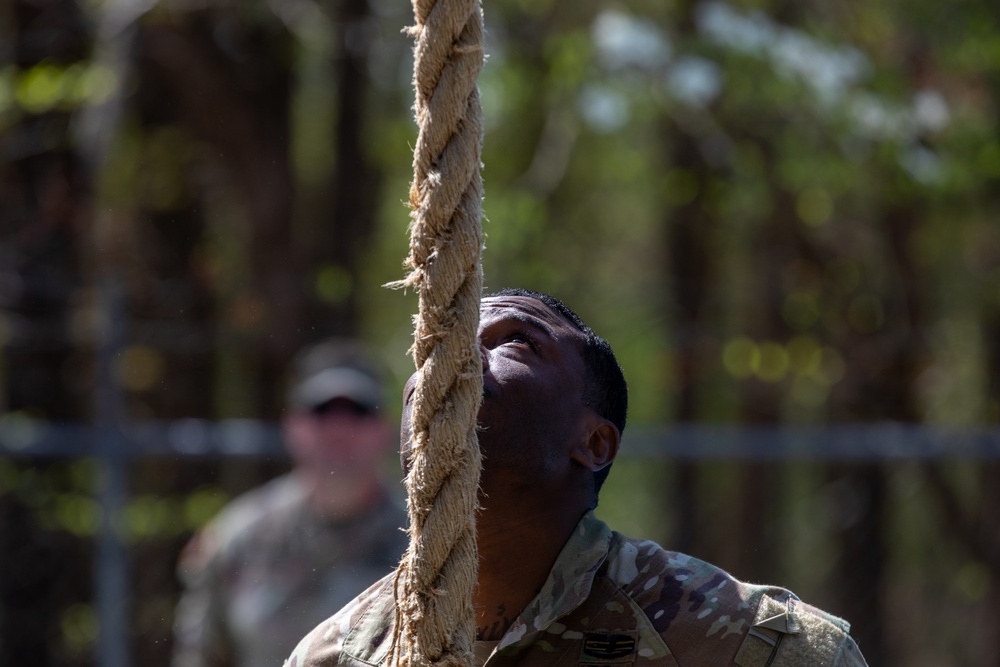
[[316, 264, 353, 305], [796, 187, 833, 227], [756, 341, 790, 382], [791, 374, 829, 408], [787, 335, 821, 374], [848, 294, 885, 334], [55, 494, 101, 536], [116, 345, 165, 392], [60, 604, 98, 656], [662, 168, 700, 207], [825, 258, 862, 294], [783, 291, 821, 330], [723, 336, 759, 379], [818, 347, 846, 384]]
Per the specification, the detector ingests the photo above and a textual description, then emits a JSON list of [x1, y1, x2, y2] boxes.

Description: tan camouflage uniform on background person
[[284, 511, 865, 667], [172, 474, 407, 667], [171, 339, 409, 667]]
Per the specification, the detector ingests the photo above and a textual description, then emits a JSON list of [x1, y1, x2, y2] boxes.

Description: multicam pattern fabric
[[172, 474, 408, 667], [284, 512, 867, 667]]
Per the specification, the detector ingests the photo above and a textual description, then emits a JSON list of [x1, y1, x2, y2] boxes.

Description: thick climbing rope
[[390, 1, 485, 667]]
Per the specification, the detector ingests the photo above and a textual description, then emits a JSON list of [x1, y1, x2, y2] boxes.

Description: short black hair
[[484, 288, 628, 503]]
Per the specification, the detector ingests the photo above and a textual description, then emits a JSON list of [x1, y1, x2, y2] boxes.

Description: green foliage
[[0, 460, 233, 542], [6, 1, 1000, 663], [59, 603, 98, 658], [4, 61, 117, 115]]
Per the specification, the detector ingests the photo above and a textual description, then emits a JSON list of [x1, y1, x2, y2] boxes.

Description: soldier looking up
[[171, 339, 408, 667], [286, 289, 870, 667]]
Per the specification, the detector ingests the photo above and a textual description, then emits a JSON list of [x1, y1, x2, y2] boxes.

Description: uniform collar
[[341, 513, 614, 666], [497, 511, 613, 651]]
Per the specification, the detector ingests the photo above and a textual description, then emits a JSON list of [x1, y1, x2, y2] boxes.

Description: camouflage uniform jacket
[[172, 473, 408, 667], [285, 511, 868, 667]]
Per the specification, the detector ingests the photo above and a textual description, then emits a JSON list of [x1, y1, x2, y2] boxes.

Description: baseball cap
[[286, 338, 384, 414]]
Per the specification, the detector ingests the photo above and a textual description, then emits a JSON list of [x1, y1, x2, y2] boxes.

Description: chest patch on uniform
[[581, 632, 638, 661]]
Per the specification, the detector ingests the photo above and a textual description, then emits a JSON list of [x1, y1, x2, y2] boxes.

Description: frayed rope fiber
[[389, 2, 486, 667]]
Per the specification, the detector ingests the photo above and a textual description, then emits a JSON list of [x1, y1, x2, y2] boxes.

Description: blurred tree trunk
[[0, 3, 91, 666], [978, 265, 1000, 667], [958, 46, 1000, 667], [825, 462, 887, 662], [123, 10, 304, 663], [658, 0, 714, 565], [826, 200, 926, 666], [120, 53, 218, 419], [2, 0, 89, 420], [137, 10, 299, 418], [309, 0, 383, 336], [108, 43, 218, 420], [731, 180, 802, 585], [921, 53, 1000, 662], [924, 458, 1000, 664], [661, 124, 710, 558]]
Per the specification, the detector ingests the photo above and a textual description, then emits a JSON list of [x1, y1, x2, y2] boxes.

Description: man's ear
[[570, 412, 620, 472]]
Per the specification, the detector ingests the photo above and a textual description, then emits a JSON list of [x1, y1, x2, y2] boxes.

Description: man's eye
[[504, 332, 536, 350]]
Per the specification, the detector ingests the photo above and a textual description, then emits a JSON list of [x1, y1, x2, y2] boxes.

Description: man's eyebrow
[[491, 311, 557, 340]]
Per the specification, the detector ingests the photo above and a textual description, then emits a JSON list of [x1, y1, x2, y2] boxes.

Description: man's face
[[285, 399, 391, 479], [401, 295, 589, 486]]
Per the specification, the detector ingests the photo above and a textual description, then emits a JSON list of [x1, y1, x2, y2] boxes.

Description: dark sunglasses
[[310, 397, 375, 418]]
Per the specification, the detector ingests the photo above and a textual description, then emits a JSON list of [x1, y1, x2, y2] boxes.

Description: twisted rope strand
[[391, 1, 485, 667]]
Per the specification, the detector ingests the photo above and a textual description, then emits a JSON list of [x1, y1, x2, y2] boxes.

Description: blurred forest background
[[2, 0, 999, 665]]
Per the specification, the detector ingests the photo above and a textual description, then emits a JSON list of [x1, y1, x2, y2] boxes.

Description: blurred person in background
[[171, 338, 408, 667]]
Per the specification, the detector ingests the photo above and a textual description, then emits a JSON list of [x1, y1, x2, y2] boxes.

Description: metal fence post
[[94, 274, 130, 667]]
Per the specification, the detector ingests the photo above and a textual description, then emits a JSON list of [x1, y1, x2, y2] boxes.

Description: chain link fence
[[1, 422, 996, 667]]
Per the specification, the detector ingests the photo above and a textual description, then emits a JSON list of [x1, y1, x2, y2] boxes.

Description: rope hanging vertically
[[391, 1, 485, 667]]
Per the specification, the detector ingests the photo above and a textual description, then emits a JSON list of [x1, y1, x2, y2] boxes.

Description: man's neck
[[472, 500, 588, 641]]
